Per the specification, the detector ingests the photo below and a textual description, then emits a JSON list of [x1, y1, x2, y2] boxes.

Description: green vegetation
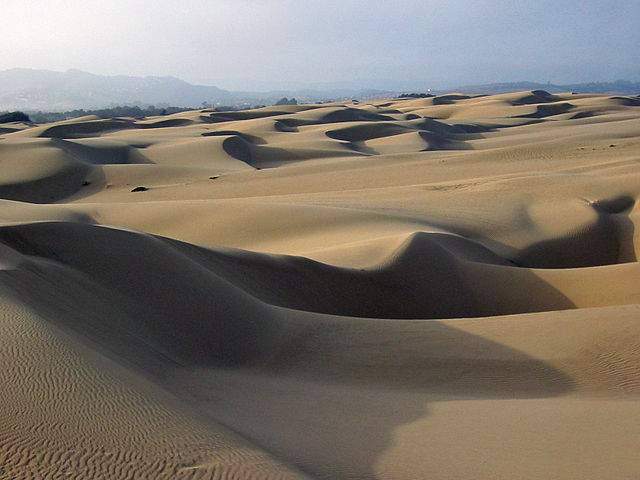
[[0, 111, 31, 123], [274, 97, 298, 105], [26, 105, 192, 123]]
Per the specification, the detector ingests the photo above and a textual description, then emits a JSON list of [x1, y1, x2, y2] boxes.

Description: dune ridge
[[1, 90, 640, 479]]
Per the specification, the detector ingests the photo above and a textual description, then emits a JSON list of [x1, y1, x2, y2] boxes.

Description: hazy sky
[[2, 0, 639, 90]]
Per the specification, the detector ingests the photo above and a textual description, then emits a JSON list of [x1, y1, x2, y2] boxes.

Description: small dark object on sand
[[131, 186, 148, 192], [209, 175, 220, 180]]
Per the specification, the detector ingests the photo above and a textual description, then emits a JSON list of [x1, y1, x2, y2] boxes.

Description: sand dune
[[1, 91, 640, 479]]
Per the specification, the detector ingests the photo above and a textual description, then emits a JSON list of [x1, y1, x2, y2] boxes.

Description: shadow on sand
[[0, 222, 581, 479]]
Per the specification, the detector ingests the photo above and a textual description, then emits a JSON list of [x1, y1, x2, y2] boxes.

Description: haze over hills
[[0, 68, 233, 111], [0, 68, 395, 111], [2, 68, 639, 112], [456, 80, 640, 95]]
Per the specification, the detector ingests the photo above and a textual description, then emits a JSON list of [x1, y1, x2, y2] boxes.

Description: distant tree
[[275, 97, 298, 105], [26, 105, 193, 123], [398, 93, 435, 99], [0, 111, 31, 123], [214, 105, 240, 112]]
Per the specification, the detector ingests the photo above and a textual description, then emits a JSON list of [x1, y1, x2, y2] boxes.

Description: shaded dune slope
[[2, 220, 640, 323], [2, 221, 639, 397]]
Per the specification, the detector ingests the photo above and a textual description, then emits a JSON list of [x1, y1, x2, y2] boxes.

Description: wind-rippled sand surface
[[1, 91, 640, 479]]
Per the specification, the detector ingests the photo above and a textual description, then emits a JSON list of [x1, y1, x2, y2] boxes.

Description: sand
[[1, 90, 639, 479]]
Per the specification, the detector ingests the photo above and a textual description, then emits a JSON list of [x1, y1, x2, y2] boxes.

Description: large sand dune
[[1, 91, 640, 479]]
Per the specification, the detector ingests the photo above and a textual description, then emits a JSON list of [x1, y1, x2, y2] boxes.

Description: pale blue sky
[[2, 0, 639, 90]]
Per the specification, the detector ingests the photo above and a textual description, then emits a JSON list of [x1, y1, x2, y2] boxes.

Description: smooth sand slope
[[1, 90, 640, 479]]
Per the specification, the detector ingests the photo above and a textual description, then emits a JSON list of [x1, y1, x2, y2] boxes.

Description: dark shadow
[[610, 96, 640, 107], [220, 135, 255, 165], [0, 145, 110, 204], [134, 118, 193, 129], [326, 123, 413, 142], [0, 165, 93, 203], [247, 144, 367, 168], [0, 222, 576, 480], [0, 126, 21, 135], [419, 131, 473, 151], [199, 110, 285, 122], [345, 140, 378, 155], [571, 111, 595, 119], [451, 122, 497, 134], [319, 119, 474, 154], [432, 94, 472, 105], [515, 102, 574, 119], [0, 222, 577, 326], [597, 196, 637, 263], [513, 195, 636, 267], [274, 119, 300, 132], [201, 130, 266, 144], [410, 117, 464, 134], [317, 108, 394, 124], [51, 138, 153, 165], [511, 90, 560, 105], [174, 308, 575, 479], [38, 118, 136, 139], [451, 118, 544, 132]]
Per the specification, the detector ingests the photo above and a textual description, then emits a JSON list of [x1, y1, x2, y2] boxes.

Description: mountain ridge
[[1, 68, 639, 111]]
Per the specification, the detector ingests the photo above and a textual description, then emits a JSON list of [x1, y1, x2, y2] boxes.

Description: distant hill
[[0, 68, 235, 111], [452, 80, 640, 95], [2, 68, 638, 112], [0, 68, 395, 111]]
